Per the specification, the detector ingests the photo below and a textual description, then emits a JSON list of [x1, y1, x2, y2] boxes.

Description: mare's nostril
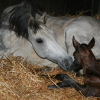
[[64, 60, 68, 66], [58, 56, 73, 71], [64, 57, 73, 71]]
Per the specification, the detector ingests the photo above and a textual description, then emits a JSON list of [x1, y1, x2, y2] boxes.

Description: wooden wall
[[0, 0, 93, 16]]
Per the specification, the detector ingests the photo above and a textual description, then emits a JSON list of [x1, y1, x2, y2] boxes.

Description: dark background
[[0, 0, 99, 16]]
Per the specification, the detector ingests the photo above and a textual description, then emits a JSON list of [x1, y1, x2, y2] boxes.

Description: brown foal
[[48, 36, 100, 97]]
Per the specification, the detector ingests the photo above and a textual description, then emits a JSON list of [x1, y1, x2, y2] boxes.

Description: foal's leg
[[48, 80, 71, 89], [48, 74, 71, 89], [88, 66, 100, 77], [48, 74, 87, 96], [53, 73, 70, 81]]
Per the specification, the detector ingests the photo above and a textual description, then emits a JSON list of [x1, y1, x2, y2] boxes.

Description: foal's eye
[[36, 38, 43, 43]]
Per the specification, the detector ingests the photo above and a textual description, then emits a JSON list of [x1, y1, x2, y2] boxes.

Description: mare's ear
[[39, 12, 47, 24], [28, 17, 34, 29], [72, 36, 80, 49], [88, 37, 95, 49]]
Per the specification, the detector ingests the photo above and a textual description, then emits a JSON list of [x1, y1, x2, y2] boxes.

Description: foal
[[48, 36, 100, 97]]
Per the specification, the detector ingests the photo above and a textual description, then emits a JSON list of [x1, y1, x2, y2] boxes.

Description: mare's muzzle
[[58, 56, 73, 71]]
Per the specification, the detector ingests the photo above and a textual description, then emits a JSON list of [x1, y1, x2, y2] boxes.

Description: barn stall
[[0, 18, 100, 99], [0, 0, 100, 100]]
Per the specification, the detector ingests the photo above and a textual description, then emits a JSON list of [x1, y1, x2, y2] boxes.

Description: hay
[[0, 12, 100, 100], [94, 14, 100, 20], [0, 54, 99, 100]]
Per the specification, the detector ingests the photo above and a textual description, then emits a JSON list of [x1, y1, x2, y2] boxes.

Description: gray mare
[[1, 4, 100, 71], [0, 4, 72, 71]]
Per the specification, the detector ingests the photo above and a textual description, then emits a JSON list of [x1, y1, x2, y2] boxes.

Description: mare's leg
[[48, 74, 87, 96]]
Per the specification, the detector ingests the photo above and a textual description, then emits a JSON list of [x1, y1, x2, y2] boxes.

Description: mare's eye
[[36, 38, 43, 43]]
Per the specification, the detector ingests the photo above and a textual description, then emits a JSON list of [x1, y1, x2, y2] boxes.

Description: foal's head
[[72, 36, 95, 67]]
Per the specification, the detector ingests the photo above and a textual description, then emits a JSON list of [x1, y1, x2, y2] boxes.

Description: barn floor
[[0, 54, 100, 100]]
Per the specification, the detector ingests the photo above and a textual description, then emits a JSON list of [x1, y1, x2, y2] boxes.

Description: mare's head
[[72, 36, 95, 70], [6, 0, 73, 71]]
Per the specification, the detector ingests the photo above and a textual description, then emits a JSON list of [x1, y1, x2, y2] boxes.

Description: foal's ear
[[72, 36, 80, 49], [39, 12, 47, 24], [28, 17, 34, 29], [88, 37, 95, 49]]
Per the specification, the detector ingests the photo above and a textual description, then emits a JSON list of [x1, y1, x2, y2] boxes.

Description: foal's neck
[[84, 54, 98, 65], [82, 54, 100, 76]]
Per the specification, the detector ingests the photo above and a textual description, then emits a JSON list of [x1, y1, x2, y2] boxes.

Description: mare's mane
[[6, 0, 43, 39]]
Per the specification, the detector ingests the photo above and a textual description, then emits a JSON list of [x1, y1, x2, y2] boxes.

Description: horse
[[1, 0, 100, 72], [48, 36, 100, 97], [0, 0, 73, 71]]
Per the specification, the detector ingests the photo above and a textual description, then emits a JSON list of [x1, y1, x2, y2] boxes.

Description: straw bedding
[[0, 53, 100, 100], [0, 13, 100, 100]]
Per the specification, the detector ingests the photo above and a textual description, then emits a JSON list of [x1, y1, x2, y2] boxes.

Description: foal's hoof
[[76, 69, 85, 77], [47, 85, 59, 89], [76, 73, 85, 77]]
